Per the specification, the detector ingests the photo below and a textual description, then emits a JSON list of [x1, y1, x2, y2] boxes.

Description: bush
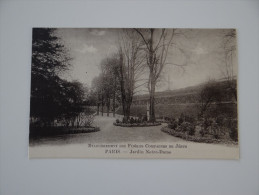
[[185, 115, 196, 123], [178, 122, 191, 132], [143, 115, 148, 122], [203, 118, 212, 130], [164, 117, 171, 122], [122, 117, 128, 124], [84, 115, 94, 127], [230, 127, 238, 141], [178, 117, 184, 125], [228, 119, 238, 141], [176, 122, 196, 135], [168, 120, 178, 129], [130, 117, 135, 124], [199, 129, 205, 137], [115, 119, 120, 124], [169, 117, 175, 123], [211, 121, 222, 139], [188, 124, 196, 136], [216, 115, 225, 127]]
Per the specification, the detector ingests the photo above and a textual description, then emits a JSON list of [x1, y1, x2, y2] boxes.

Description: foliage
[[178, 115, 184, 125], [130, 117, 135, 124], [198, 81, 223, 118], [83, 114, 95, 127], [177, 122, 195, 135], [168, 120, 178, 129], [184, 115, 196, 123], [221, 29, 237, 101], [30, 28, 87, 126], [227, 119, 238, 141], [122, 117, 128, 124]]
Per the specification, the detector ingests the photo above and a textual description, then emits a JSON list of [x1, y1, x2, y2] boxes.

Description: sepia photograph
[[29, 28, 239, 159]]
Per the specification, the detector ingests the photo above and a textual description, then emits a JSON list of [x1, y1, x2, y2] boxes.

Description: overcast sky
[[56, 28, 237, 92]]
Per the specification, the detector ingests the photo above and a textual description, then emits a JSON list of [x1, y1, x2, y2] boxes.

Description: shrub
[[230, 127, 238, 141], [204, 118, 212, 130], [130, 117, 135, 124], [164, 117, 170, 122], [199, 129, 205, 137], [216, 115, 225, 127], [198, 118, 212, 136], [185, 115, 196, 123], [143, 115, 148, 122], [228, 119, 238, 141], [178, 117, 184, 125], [169, 117, 176, 123], [115, 119, 120, 124], [188, 124, 196, 136], [84, 115, 94, 127], [168, 120, 178, 129], [122, 117, 128, 124], [178, 122, 192, 132], [211, 121, 222, 139]]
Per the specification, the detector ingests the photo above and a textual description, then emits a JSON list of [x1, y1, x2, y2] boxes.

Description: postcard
[[29, 28, 239, 159]]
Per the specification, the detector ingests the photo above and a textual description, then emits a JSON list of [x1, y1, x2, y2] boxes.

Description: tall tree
[[221, 29, 237, 101], [117, 29, 146, 119], [30, 28, 79, 125], [31, 28, 71, 78], [134, 28, 184, 122], [61, 80, 86, 126], [91, 75, 104, 116], [100, 55, 121, 117]]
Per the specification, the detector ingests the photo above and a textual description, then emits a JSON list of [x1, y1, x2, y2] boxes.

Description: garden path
[[29, 115, 239, 159], [30, 115, 184, 146]]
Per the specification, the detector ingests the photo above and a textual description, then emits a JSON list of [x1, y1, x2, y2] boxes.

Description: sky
[[56, 28, 238, 92]]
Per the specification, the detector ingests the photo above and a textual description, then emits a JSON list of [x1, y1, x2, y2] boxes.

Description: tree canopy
[[30, 28, 85, 125]]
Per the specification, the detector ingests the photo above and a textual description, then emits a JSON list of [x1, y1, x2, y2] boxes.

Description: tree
[[134, 28, 185, 122], [100, 55, 121, 117], [221, 29, 237, 101], [31, 28, 71, 78], [198, 81, 223, 118], [117, 29, 146, 120], [91, 75, 104, 116], [60, 80, 86, 126], [100, 57, 116, 117], [30, 28, 86, 126]]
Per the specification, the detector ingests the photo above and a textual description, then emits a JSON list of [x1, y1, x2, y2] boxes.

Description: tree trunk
[[231, 86, 237, 101], [119, 51, 126, 117], [125, 101, 131, 120], [97, 92, 100, 115], [113, 78, 116, 117], [101, 94, 104, 116], [149, 76, 156, 122], [124, 92, 133, 120], [97, 103, 100, 115], [107, 97, 110, 117], [148, 30, 156, 122]]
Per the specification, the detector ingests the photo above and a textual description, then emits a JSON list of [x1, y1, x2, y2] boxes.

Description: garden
[[161, 113, 238, 144], [113, 116, 161, 127]]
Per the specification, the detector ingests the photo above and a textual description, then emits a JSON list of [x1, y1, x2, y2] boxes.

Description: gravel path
[[29, 115, 239, 159], [30, 115, 184, 146]]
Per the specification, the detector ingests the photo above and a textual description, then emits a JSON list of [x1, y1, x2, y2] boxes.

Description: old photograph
[[29, 28, 239, 159]]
